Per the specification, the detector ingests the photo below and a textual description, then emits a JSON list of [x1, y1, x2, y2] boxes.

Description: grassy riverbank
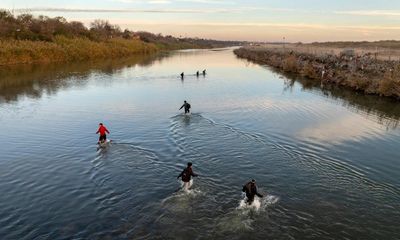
[[0, 10, 240, 65], [234, 46, 400, 98], [0, 37, 157, 65]]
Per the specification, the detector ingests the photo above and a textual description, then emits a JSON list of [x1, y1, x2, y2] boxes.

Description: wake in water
[[237, 194, 279, 212], [159, 179, 205, 219], [212, 194, 279, 233], [161, 179, 203, 207], [176, 179, 203, 196]]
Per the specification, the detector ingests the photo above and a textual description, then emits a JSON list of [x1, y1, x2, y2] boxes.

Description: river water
[[0, 48, 399, 240]]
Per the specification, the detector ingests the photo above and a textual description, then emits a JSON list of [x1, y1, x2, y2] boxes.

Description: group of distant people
[[181, 69, 206, 79], [96, 94, 264, 205]]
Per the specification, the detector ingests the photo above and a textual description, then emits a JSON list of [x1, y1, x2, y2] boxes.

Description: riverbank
[[234, 46, 400, 98], [0, 37, 157, 65], [0, 10, 241, 66]]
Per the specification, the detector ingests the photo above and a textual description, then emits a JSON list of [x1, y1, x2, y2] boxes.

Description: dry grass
[[282, 55, 298, 73], [250, 43, 400, 61], [301, 62, 318, 79], [379, 67, 400, 97], [0, 36, 157, 65], [234, 47, 400, 99], [346, 74, 372, 92]]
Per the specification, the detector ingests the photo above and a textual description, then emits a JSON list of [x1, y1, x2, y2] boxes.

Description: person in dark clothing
[[179, 100, 191, 114], [202, 69, 206, 76], [242, 179, 263, 204], [196, 71, 200, 77], [177, 162, 198, 191], [180, 72, 184, 79], [96, 123, 110, 144]]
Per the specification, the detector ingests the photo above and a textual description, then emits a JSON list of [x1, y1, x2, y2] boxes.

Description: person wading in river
[[179, 100, 191, 114], [177, 162, 198, 191], [242, 179, 263, 205], [96, 123, 110, 144]]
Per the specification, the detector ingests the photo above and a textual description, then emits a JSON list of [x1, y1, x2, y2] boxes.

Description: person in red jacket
[[96, 123, 110, 144], [177, 162, 198, 191]]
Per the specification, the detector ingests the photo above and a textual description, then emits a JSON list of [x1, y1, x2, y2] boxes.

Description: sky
[[1, 0, 400, 42]]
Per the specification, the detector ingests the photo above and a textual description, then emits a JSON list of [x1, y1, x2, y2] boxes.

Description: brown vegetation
[[0, 37, 157, 65], [301, 62, 318, 79], [379, 67, 400, 97], [283, 55, 298, 73], [234, 47, 400, 99], [0, 10, 242, 65], [309, 41, 400, 50]]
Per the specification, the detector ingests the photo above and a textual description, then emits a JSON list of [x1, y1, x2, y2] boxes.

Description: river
[[0, 48, 399, 239]]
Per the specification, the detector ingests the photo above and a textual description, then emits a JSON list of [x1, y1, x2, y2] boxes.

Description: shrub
[[378, 68, 400, 97], [301, 62, 318, 79], [347, 74, 371, 91], [283, 55, 298, 72], [0, 37, 157, 65]]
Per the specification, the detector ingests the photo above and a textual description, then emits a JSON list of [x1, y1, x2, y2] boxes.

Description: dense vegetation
[[234, 47, 400, 99], [135, 31, 243, 50], [0, 10, 241, 65]]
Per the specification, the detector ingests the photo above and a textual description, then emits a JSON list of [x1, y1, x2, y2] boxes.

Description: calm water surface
[[0, 49, 399, 239]]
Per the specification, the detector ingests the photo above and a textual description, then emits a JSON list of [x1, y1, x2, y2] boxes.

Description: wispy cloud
[[110, 0, 231, 4], [127, 21, 400, 31], [335, 10, 400, 17], [148, 0, 171, 4], [109, 0, 166, 3], [176, 0, 234, 4], [13, 6, 302, 14], [12, 7, 400, 31], [79, 17, 400, 31], [13, 7, 234, 14]]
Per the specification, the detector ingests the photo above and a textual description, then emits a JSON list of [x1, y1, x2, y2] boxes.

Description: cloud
[[335, 10, 400, 17], [13, 7, 234, 14], [110, 0, 165, 3], [176, 0, 235, 4], [297, 114, 385, 145], [118, 20, 400, 31], [13, 7, 400, 32], [110, 0, 231, 4], [148, 0, 171, 4], [12, 6, 307, 15]]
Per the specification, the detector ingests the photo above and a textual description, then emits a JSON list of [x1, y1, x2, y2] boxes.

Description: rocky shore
[[234, 47, 400, 98]]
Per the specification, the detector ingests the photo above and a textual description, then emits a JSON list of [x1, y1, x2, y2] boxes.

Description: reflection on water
[[279, 72, 400, 129], [0, 53, 169, 103], [0, 49, 399, 239]]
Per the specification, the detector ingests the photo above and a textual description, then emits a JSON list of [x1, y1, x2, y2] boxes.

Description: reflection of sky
[[1, 49, 399, 184], [1, 0, 400, 41], [297, 113, 387, 145]]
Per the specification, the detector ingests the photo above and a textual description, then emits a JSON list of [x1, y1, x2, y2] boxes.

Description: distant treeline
[[135, 31, 243, 49], [0, 10, 242, 65], [0, 11, 133, 42], [308, 41, 400, 50]]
